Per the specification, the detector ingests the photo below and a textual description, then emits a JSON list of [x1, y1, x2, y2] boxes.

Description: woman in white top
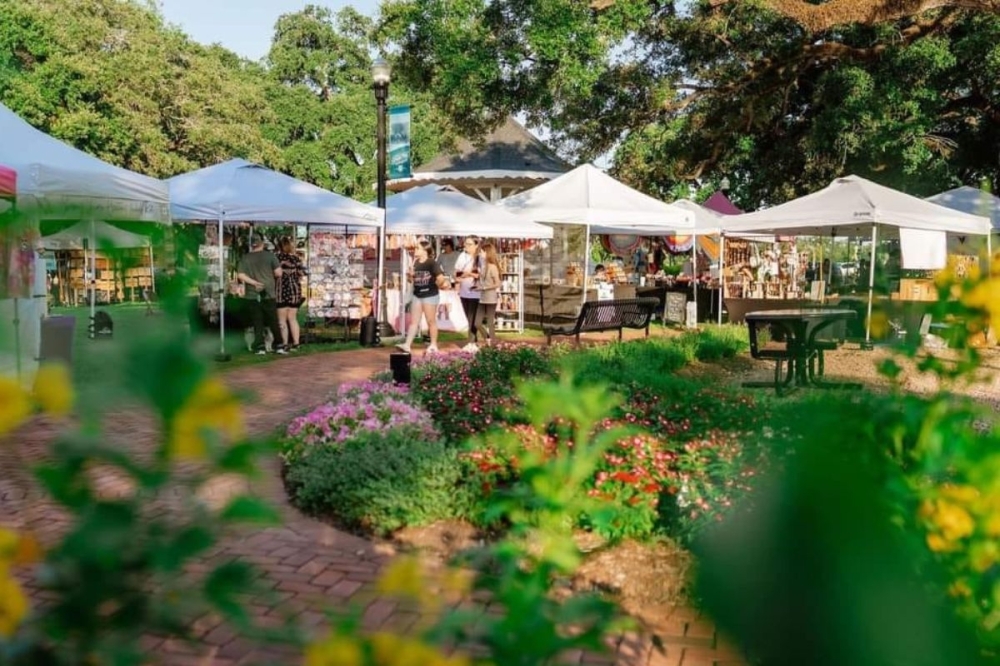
[[454, 236, 482, 347]]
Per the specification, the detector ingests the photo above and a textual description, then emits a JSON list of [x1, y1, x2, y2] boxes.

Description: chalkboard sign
[[664, 291, 687, 325]]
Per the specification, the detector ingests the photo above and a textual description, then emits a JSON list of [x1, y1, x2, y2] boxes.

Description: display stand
[[496, 238, 524, 333], [306, 230, 372, 341], [196, 242, 229, 325]]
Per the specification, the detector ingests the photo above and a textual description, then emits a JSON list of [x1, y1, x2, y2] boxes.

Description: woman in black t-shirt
[[396, 240, 451, 354]]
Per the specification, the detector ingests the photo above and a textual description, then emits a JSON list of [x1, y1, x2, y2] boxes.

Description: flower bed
[[281, 332, 768, 544]]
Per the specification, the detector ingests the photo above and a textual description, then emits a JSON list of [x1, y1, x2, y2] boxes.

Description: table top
[[745, 308, 856, 321]]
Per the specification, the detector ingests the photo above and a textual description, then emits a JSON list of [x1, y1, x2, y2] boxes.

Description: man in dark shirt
[[237, 235, 284, 354]]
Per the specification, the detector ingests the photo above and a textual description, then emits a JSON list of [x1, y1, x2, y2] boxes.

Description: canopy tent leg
[[717, 234, 725, 325], [377, 219, 390, 340], [216, 215, 230, 361], [148, 244, 156, 295], [863, 225, 879, 350], [89, 220, 96, 339], [691, 235, 698, 327], [583, 224, 591, 303]]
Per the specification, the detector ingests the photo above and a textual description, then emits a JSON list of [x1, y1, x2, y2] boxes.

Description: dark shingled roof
[[416, 117, 570, 175]]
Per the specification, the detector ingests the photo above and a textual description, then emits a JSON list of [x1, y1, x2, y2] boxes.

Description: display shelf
[[306, 231, 370, 322], [495, 239, 524, 332]]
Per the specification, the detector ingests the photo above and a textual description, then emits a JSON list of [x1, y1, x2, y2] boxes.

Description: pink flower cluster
[[285, 378, 438, 447]]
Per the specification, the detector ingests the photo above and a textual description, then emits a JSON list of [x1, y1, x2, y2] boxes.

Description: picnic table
[[744, 308, 861, 395]]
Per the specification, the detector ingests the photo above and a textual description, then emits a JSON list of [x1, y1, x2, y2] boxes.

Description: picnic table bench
[[743, 308, 862, 395], [542, 297, 660, 345]]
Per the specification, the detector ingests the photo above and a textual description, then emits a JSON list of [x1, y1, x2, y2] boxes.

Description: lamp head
[[720, 177, 731, 192], [372, 57, 391, 85]]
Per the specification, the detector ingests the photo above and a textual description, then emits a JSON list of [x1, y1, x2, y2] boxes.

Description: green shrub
[[688, 324, 749, 361], [563, 338, 693, 389], [284, 429, 474, 536]]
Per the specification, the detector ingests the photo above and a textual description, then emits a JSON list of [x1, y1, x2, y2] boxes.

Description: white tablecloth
[[385, 288, 468, 334]]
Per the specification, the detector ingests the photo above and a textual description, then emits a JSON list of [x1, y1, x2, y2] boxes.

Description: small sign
[[664, 291, 687, 324], [388, 106, 411, 179]]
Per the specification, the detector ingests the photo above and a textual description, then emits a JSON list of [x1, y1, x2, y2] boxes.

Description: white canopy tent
[[382, 184, 554, 334], [167, 159, 384, 358], [385, 184, 554, 239], [717, 175, 992, 343], [42, 221, 157, 299], [498, 164, 696, 317], [0, 103, 170, 381], [926, 187, 1000, 254]]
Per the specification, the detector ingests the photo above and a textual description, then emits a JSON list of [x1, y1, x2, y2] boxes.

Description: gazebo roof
[[388, 117, 569, 191]]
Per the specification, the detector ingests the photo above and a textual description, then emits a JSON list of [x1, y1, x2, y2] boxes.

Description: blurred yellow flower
[[949, 579, 973, 598], [32, 363, 74, 417], [0, 376, 31, 436], [934, 501, 976, 542], [940, 484, 979, 504], [868, 310, 890, 340], [304, 633, 363, 666], [369, 632, 469, 666], [0, 571, 28, 638], [926, 532, 953, 553], [961, 278, 1000, 332], [377, 556, 424, 599], [0, 528, 18, 558], [169, 377, 244, 460]]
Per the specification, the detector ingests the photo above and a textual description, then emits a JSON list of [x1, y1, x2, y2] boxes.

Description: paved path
[[1, 339, 746, 666]]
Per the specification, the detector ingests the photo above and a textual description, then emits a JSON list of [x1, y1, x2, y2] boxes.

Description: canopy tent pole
[[89, 220, 96, 339], [717, 234, 725, 325], [148, 243, 156, 295], [691, 235, 698, 326], [583, 224, 591, 302], [864, 225, 879, 347], [377, 215, 389, 340], [216, 215, 229, 360]]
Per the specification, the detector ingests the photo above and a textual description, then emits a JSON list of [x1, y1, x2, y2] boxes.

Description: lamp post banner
[[388, 105, 411, 179]]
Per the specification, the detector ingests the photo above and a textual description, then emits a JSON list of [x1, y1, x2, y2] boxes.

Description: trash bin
[[40, 315, 76, 366]]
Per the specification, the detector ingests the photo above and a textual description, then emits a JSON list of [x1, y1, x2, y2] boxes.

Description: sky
[[157, 0, 380, 61]]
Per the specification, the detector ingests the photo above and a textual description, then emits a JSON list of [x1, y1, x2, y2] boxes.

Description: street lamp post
[[372, 57, 393, 341]]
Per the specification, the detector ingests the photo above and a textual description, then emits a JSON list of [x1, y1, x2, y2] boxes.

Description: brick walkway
[[1, 339, 746, 666]]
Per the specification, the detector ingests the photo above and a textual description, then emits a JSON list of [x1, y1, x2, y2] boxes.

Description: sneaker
[[395, 343, 411, 353], [426, 345, 439, 355], [462, 342, 479, 353], [276, 347, 289, 355], [255, 349, 267, 356]]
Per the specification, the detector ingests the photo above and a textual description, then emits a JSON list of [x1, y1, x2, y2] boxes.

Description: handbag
[[228, 279, 245, 297]]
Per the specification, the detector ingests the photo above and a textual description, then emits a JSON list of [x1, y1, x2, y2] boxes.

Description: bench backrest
[[578, 297, 659, 331]]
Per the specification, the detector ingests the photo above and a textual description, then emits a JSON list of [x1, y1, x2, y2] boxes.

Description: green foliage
[[386, 0, 1000, 206], [284, 429, 475, 536], [430, 377, 627, 662]]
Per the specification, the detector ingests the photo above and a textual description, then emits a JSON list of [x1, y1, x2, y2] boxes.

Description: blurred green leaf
[[219, 496, 281, 525]]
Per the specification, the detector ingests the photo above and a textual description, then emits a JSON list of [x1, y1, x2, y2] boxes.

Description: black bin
[[359, 315, 378, 347], [389, 352, 411, 384], [40, 315, 76, 366]]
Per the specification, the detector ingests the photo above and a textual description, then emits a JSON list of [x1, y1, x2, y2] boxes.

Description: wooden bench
[[543, 297, 660, 345]]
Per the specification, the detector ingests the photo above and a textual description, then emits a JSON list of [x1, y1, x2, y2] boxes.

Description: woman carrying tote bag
[[473, 242, 501, 348]]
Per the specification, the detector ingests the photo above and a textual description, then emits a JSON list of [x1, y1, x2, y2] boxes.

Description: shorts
[[412, 294, 440, 306], [276, 299, 304, 309]]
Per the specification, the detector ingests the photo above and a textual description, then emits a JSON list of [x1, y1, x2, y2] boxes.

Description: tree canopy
[[0, 0, 452, 199], [382, 0, 1000, 208]]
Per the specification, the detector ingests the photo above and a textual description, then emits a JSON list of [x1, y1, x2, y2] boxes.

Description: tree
[[263, 5, 453, 198], [0, 0, 282, 177], [382, 0, 1000, 208]]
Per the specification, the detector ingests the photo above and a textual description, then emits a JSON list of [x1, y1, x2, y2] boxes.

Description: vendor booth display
[[383, 185, 552, 334], [168, 159, 383, 357], [42, 221, 155, 306], [306, 231, 375, 321], [0, 102, 170, 379], [718, 175, 992, 342], [498, 164, 694, 323]]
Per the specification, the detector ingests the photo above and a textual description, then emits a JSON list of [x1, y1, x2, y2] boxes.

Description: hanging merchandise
[[602, 234, 642, 257], [665, 234, 695, 254], [307, 231, 370, 320]]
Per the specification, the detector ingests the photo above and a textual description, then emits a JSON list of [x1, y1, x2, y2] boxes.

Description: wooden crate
[[899, 278, 937, 302]]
